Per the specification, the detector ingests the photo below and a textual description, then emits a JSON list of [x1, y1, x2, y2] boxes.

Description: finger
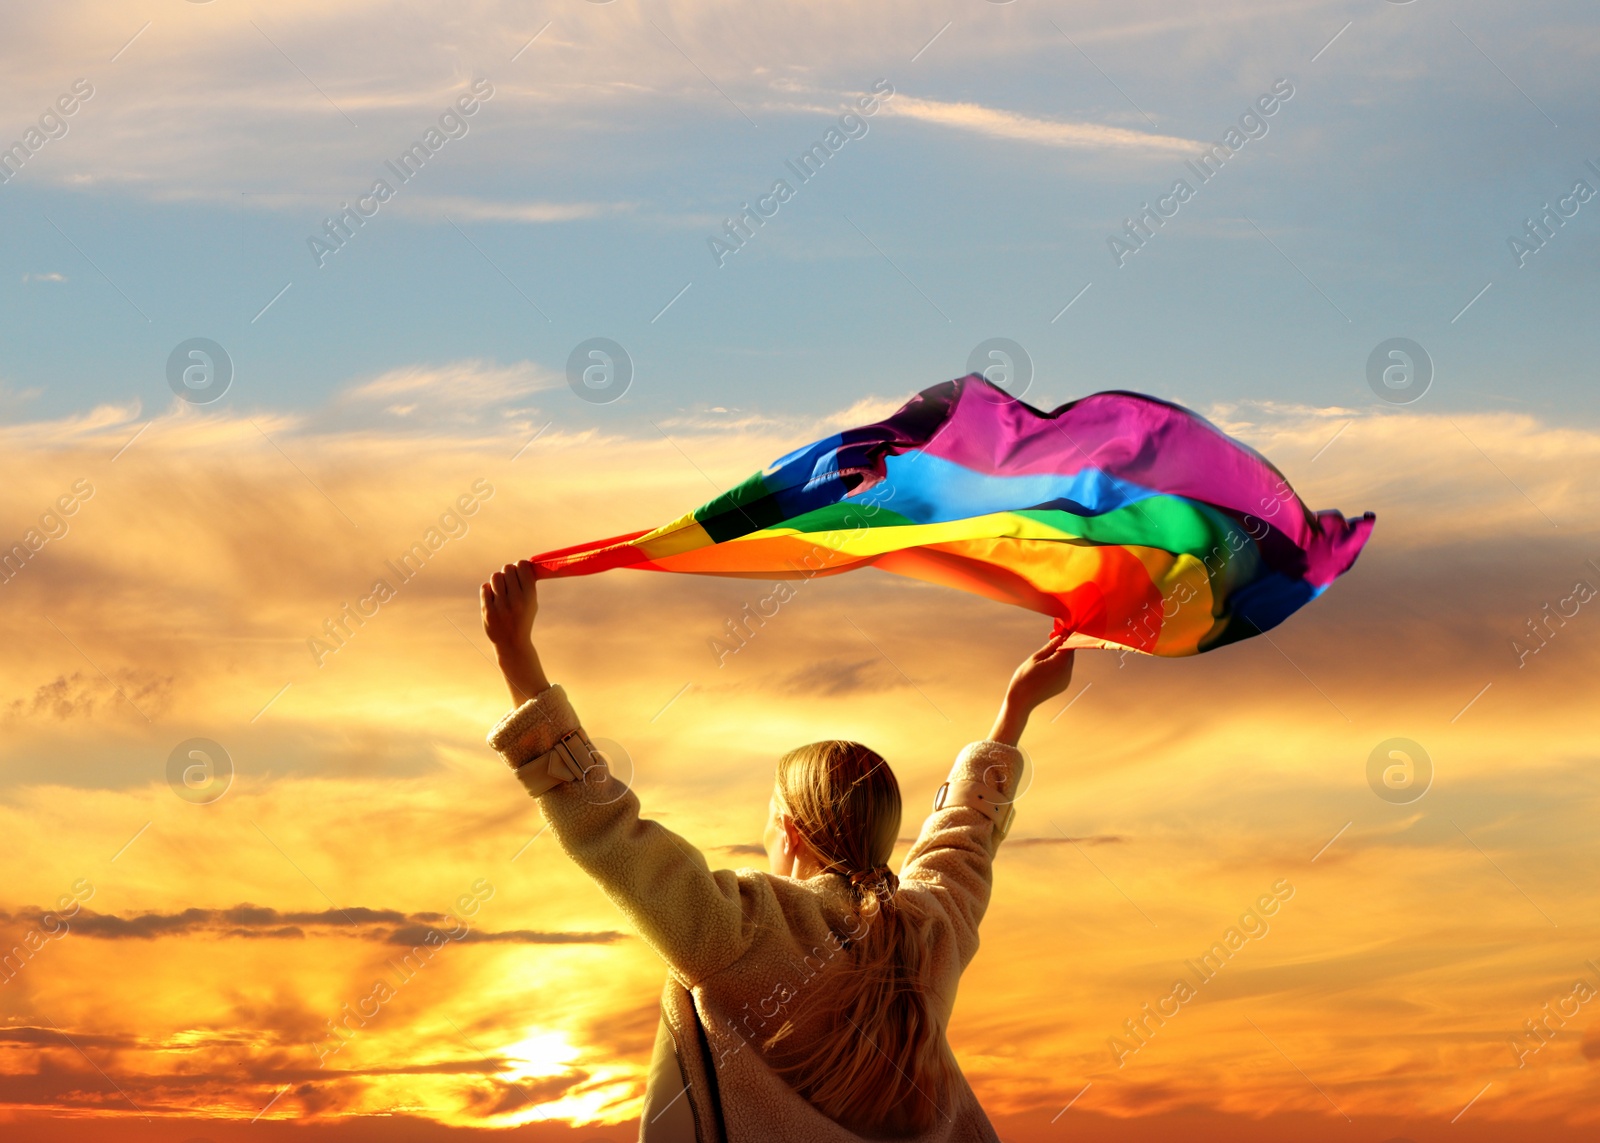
[[516, 559, 539, 583], [500, 563, 522, 603], [491, 570, 507, 604]]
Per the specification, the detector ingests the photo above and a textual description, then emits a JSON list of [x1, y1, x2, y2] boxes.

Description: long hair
[[764, 740, 954, 1137]]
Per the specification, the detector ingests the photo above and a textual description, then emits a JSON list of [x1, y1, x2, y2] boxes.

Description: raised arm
[[988, 634, 1077, 747], [480, 560, 551, 706], [900, 634, 1076, 968], [481, 562, 757, 987]]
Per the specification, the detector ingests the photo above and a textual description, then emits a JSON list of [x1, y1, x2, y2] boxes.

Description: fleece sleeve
[[897, 739, 1025, 972], [487, 686, 761, 989]]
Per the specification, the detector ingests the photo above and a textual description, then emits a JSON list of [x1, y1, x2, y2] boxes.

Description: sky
[[2, 0, 1598, 1139]]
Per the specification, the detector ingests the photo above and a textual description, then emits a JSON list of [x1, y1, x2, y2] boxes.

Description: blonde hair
[[764, 740, 954, 1137]]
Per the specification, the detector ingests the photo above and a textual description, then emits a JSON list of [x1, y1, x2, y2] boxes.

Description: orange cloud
[[2, 390, 1598, 1137]]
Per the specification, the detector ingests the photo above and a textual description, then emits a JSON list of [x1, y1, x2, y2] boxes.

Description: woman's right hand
[[481, 560, 539, 651], [481, 560, 549, 703]]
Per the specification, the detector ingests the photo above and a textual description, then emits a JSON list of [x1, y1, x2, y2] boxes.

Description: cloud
[[386, 925, 627, 946], [470, 1071, 594, 1117], [781, 657, 903, 697], [883, 95, 1199, 153], [652, 393, 916, 437], [5, 672, 128, 723], [0, 1026, 136, 1049], [329, 358, 560, 428], [398, 196, 636, 223], [0, 382, 45, 417], [18, 0, 1572, 207], [0, 904, 625, 945], [0, 389, 1594, 760], [1, 381, 1599, 1133], [20, 272, 66, 283]]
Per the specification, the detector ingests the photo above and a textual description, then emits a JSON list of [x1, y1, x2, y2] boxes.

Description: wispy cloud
[[396, 196, 637, 224], [883, 95, 1198, 152], [329, 358, 560, 427], [1, 384, 1599, 1135], [0, 904, 626, 944]]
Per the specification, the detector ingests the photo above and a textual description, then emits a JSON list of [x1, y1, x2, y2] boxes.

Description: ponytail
[[763, 741, 954, 1137]]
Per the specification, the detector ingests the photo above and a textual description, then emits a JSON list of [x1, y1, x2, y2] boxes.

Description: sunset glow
[[5, 0, 1599, 1138]]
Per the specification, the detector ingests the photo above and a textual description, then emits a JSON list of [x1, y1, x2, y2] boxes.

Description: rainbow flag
[[532, 375, 1374, 656]]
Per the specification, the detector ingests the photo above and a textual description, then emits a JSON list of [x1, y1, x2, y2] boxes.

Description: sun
[[482, 1027, 641, 1128], [498, 1028, 582, 1079]]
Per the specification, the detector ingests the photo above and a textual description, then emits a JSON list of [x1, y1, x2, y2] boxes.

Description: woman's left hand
[[988, 634, 1075, 746]]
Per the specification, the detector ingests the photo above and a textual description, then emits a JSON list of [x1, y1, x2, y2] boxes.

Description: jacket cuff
[[950, 740, 1026, 800], [486, 685, 580, 770]]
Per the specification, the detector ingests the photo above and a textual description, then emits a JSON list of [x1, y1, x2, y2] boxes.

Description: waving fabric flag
[[531, 375, 1375, 656]]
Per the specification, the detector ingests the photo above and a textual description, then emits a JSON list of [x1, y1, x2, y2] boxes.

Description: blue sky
[[2, 0, 1597, 433]]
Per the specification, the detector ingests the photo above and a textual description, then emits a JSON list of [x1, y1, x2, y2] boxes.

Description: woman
[[481, 560, 1075, 1142]]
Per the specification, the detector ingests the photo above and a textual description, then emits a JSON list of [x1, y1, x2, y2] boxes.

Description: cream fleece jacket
[[488, 684, 1022, 1143]]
